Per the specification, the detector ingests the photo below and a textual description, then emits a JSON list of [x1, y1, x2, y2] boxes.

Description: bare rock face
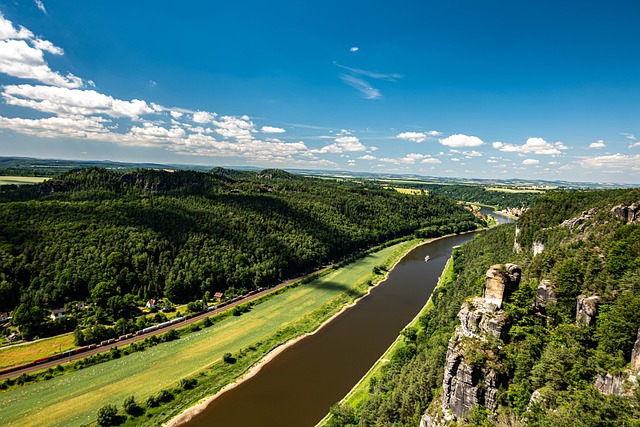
[[533, 241, 545, 256], [513, 225, 522, 254], [611, 202, 640, 223], [484, 264, 521, 308], [596, 373, 626, 396], [576, 295, 602, 326], [631, 327, 640, 373], [560, 208, 598, 230], [438, 264, 520, 421], [535, 280, 557, 319]]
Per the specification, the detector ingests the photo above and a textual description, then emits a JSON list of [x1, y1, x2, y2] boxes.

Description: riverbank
[[318, 254, 455, 426], [165, 237, 430, 427]]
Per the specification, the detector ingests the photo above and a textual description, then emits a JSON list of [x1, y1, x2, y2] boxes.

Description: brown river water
[[185, 215, 512, 426]]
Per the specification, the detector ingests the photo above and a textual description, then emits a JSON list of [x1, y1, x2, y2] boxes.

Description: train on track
[[0, 287, 268, 378]]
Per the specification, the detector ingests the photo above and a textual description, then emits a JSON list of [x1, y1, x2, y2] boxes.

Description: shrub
[[96, 403, 118, 426], [178, 377, 197, 390]]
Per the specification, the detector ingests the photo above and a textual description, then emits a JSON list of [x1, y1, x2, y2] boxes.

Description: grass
[[485, 186, 544, 193], [0, 176, 49, 186], [393, 187, 422, 195], [319, 255, 455, 425], [0, 239, 421, 427], [0, 334, 75, 369]]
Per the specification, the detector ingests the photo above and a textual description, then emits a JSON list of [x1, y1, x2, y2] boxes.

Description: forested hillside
[[0, 168, 480, 340], [421, 184, 542, 210], [329, 188, 640, 426]]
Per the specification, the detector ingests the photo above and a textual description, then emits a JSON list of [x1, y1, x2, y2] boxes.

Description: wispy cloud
[[334, 61, 401, 100], [34, 0, 47, 14], [350, 47, 359, 52], [338, 74, 381, 99]]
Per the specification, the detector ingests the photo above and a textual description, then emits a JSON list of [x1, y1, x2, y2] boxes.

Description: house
[[6, 332, 18, 343], [213, 292, 224, 301], [145, 299, 158, 309], [0, 312, 11, 322], [50, 307, 66, 321]]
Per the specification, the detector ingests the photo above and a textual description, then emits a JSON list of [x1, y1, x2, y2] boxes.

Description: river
[[184, 213, 514, 427]]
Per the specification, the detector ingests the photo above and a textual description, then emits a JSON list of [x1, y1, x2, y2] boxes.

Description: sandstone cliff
[[421, 264, 521, 426]]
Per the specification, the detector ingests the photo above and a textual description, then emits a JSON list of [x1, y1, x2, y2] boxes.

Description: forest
[[0, 167, 481, 340], [329, 187, 640, 426], [420, 184, 542, 210]]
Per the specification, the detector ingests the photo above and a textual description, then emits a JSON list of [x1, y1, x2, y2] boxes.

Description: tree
[[96, 403, 118, 426], [123, 395, 142, 416]]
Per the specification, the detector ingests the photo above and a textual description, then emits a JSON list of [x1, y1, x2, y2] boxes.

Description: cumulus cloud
[[463, 150, 483, 158], [0, 15, 83, 88], [493, 137, 567, 155], [213, 115, 256, 141], [588, 139, 606, 149], [317, 135, 367, 153], [350, 47, 359, 52], [396, 130, 442, 143], [2, 84, 154, 119], [439, 134, 484, 148], [522, 159, 540, 165], [378, 153, 440, 165], [358, 154, 377, 160], [581, 153, 640, 170], [192, 111, 216, 124], [261, 126, 286, 134]]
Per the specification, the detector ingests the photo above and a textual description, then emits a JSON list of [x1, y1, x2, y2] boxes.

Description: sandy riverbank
[[164, 238, 432, 427]]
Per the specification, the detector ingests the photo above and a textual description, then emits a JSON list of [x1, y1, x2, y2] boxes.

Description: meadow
[[0, 176, 48, 186], [0, 334, 75, 369], [0, 240, 418, 427]]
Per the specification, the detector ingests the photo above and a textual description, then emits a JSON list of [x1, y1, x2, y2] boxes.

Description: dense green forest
[[420, 184, 542, 210], [0, 167, 481, 340], [329, 188, 640, 426]]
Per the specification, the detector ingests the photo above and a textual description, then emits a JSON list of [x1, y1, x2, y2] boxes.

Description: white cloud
[[629, 141, 640, 149], [34, 0, 47, 14], [213, 115, 256, 141], [317, 135, 367, 153], [170, 111, 183, 119], [396, 131, 441, 143], [439, 134, 484, 148], [2, 84, 154, 119], [493, 137, 567, 155], [522, 159, 539, 165], [0, 14, 33, 40], [378, 153, 440, 165], [451, 158, 460, 162], [338, 74, 381, 99], [261, 126, 286, 134], [581, 153, 640, 170], [622, 133, 636, 141], [192, 111, 215, 124], [463, 150, 483, 158], [487, 159, 497, 163], [0, 15, 83, 88], [358, 155, 377, 160], [548, 161, 559, 165], [588, 139, 606, 149], [0, 115, 110, 139], [350, 47, 359, 52]]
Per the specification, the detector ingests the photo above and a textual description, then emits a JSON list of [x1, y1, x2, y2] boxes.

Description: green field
[[485, 186, 544, 193], [0, 240, 419, 427], [0, 334, 75, 369], [0, 176, 49, 186]]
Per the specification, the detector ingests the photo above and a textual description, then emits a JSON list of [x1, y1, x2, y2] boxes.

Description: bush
[[178, 377, 197, 390], [123, 395, 143, 416], [96, 403, 118, 426], [223, 352, 234, 363]]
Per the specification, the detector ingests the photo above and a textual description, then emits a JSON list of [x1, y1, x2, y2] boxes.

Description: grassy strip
[[319, 255, 455, 426], [0, 239, 422, 427], [0, 176, 49, 186], [0, 334, 75, 369]]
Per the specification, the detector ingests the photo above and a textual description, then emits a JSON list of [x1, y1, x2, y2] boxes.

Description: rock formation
[[560, 208, 598, 230], [534, 279, 556, 317], [611, 202, 640, 223], [575, 295, 602, 326], [595, 327, 640, 397], [429, 264, 521, 423]]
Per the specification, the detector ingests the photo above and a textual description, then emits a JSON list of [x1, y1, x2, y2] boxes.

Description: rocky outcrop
[[532, 241, 544, 256], [513, 225, 522, 254], [535, 280, 556, 317], [631, 327, 640, 372], [484, 264, 521, 308], [596, 373, 627, 395], [576, 295, 602, 326], [611, 202, 640, 223], [438, 264, 521, 422], [560, 208, 598, 230]]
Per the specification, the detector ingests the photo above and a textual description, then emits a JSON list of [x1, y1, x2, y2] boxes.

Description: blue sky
[[0, 1, 639, 183]]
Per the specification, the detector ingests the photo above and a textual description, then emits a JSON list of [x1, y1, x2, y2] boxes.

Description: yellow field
[[0, 240, 420, 427], [0, 176, 49, 186], [393, 187, 422, 195], [0, 334, 75, 369], [485, 186, 544, 193]]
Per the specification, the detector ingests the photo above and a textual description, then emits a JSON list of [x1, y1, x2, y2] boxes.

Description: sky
[[0, 1, 639, 184]]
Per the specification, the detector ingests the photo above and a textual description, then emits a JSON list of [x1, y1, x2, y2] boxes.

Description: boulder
[[560, 208, 598, 230], [611, 202, 640, 223], [596, 373, 626, 396]]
